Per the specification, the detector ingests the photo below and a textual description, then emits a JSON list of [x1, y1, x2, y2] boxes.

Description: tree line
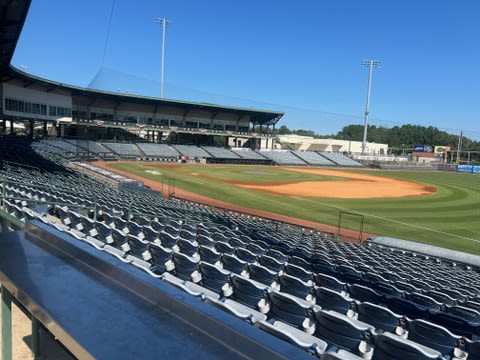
[[271, 124, 479, 151]]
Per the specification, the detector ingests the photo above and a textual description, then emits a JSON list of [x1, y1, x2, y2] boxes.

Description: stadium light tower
[[155, 18, 171, 98], [361, 60, 380, 155]]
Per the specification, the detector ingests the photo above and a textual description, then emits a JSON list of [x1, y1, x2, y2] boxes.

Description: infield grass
[[109, 163, 480, 255]]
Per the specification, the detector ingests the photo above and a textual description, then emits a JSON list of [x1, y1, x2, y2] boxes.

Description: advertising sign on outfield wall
[[413, 144, 433, 152], [456, 165, 480, 174]]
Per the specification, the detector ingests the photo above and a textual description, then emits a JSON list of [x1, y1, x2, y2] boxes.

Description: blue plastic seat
[[159, 231, 178, 248], [247, 263, 278, 286], [288, 255, 313, 271], [362, 272, 388, 286], [142, 226, 159, 242], [228, 237, 246, 248], [406, 318, 462, 357], [196, 234, 214, 247], [197, 261, 231, 295], [127, 221, 143, 238], [425, 290, 456, 307], [465, 338, 480, 360], [337, 265, 364, 285], [315, 287, 355, 316], [126, 234, 150, 259], [234, 247, 257, 263], [371, 283, 404, 298], [79, 214, 97, 237], [267, 291, 315, 332], [211, 231, 228, 242], [110, 228, 128, 249], [283, 263, 313, 283], [315, 273, 347, 293], [380, 271, 403, 282], [393, 281, 421, 293], [163, 224, 180, 237], [147, 242, 173, 274], [356, 302, 404, 334], [215, 241, 235, 255], [246, 243, 264, 256], [266, 249, 288, 263], [94, 221, 113, 244], [371, 332, 443, 360], [410, 279, 435, 291], [179, 229, 196, 241], [228, 274, 270, 312], [314, 310, 373, 354], [407, 293, 443, 312], [384, 296, 430, 320], [113, 216, 129, 233], [312, 258, 337, 276], [170, 252, 199, 281], [150, 220, 165, 232], [197, 245, 221, 265], [221, 253, 247, 275], [277, 273, 315, 302], [348, 283, 383, 304], [445, 305, 480, 323], [258, 255, 284, 272], [129, 215, 151, 227], [176, 238, 198, 257]]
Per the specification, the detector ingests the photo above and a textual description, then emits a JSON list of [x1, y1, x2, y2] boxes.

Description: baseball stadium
[[1, 1, 480, 359]]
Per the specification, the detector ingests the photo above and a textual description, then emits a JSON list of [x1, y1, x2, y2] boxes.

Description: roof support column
[[29, 119, 34, 139]]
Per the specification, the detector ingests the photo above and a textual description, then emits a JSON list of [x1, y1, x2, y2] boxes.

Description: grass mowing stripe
[[295, 196, 480, 243]]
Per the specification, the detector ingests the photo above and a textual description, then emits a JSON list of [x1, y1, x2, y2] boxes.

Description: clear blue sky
[[11, 0, 480, 140]]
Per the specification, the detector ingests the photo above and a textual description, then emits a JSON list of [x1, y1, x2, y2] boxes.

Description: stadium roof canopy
[[0, 0, 32, 76], [0, 0, 284, 127]]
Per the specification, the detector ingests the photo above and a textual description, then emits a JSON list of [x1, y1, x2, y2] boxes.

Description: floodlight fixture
[[361, 60, 380, 155], [155, 18, 171, 98]]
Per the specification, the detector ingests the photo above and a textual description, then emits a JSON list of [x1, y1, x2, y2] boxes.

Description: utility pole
[[361, 60, 380, 155], [155, 18, 171, 98]]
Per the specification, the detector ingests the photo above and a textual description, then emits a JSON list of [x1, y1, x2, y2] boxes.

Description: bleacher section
[[136, 143, 179, 159], [1, 140, 479, 359], [320, 152, 363, 167], [38, 139, 79, 154], [25, 139, 365, 167], [292, 151, 335, 166], [232, 149, 268, 160], [173, 145, 210, 159], [257, 150, 307, 165], [73, 140, 116, 160], [101, 142, 142, 159], [202, 146, 240, 159]]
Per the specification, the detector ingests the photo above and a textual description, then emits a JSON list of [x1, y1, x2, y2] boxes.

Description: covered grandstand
[[2, 1, 480, 360]]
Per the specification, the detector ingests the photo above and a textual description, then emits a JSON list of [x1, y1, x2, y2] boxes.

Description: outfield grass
[[109, 163, 480, 255]]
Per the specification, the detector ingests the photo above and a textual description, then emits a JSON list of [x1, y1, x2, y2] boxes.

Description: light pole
[[155, 18, 171, 98], [361, 60, 380, 155]]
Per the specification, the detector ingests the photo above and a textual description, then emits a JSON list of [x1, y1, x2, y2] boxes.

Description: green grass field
[[109, 162, 480, 255]]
